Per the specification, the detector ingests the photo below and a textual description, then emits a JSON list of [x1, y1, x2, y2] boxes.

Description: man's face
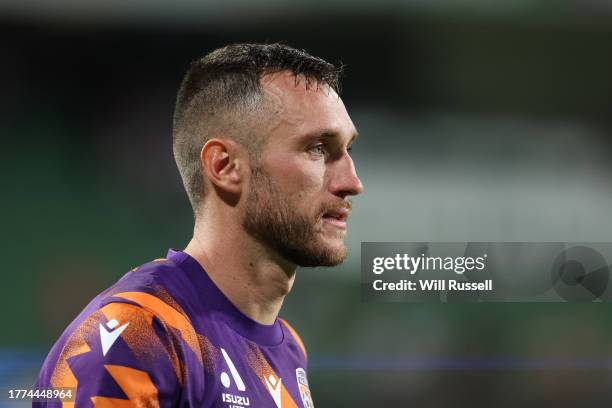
[[242, 72, 363, 267]]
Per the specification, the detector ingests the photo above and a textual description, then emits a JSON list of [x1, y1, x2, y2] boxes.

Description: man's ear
[[200, 138, 244, 195]]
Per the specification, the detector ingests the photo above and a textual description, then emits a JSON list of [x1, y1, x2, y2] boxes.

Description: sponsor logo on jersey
[[222, 393, 250, 407], [296, 368, 314, 408], [99, 318, 129, 356], [220, 348, 250, 407]]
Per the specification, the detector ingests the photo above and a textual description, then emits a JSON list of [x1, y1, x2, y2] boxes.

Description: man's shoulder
[[36, 296, 187, 406], [93, 255, 185, 307], [94, 256, 196, 335], [112, 256, 182, 291], [46, 255, 193, 362], [36, 256, 199, 402]]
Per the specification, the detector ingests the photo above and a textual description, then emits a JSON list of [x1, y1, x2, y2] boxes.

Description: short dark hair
[[172, 43, 343, 215]]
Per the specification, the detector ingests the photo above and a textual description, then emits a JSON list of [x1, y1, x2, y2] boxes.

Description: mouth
[[322, 207, 350, 230]]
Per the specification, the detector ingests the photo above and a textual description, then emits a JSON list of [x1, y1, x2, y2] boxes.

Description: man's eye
[[309, 144, 325, 155]]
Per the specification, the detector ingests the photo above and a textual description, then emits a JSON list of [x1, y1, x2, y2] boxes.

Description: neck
[[184, 215, 297, 325]]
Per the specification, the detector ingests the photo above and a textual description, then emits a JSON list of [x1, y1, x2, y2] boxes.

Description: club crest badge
[[295, 368, 314, 408]]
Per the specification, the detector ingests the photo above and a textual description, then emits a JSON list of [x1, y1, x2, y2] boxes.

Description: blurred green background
[[3, 0, 612, 406]]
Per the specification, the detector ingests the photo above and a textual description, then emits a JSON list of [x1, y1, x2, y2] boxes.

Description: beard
[[242, 165, 348, 267]]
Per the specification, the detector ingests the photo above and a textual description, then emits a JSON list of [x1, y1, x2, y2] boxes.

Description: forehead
[[260, 72, 356, 141]]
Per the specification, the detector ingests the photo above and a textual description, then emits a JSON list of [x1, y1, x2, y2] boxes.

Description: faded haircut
[[172, 43, 343, 215]]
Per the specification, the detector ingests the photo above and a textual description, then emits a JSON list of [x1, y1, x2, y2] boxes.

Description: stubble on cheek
[[244, 166, 347, 267]]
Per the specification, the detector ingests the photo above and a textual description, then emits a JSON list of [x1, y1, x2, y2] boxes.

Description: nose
[[329, 152, 363, 198]]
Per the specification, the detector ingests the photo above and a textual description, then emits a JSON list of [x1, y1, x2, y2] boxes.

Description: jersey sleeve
[[35, 302, 184, 408]]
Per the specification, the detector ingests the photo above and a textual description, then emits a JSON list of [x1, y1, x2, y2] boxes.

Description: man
[[35, 43, 362, 407]]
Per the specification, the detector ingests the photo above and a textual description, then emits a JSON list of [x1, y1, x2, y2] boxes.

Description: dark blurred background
[[3, 1, 612, 406]]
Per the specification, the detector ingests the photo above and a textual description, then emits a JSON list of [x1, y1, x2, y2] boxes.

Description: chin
[[321, 233, 347, 250], [289, 239, 347, 267], [315, 241, 348, 266]]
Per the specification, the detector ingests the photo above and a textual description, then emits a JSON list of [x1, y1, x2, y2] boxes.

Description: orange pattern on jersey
[[147, 285, 214, 371], [279, 318, 308, 360], [247, 345, 299, 408], [91, 365, 159, 408], [50, 315, 95, 408], [197, 333, 220, 372], [99, 302, 183, 385], [112, 292, 202, 364]]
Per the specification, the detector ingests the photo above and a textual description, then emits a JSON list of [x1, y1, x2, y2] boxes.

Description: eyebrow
[[300, 128, 359, 145]]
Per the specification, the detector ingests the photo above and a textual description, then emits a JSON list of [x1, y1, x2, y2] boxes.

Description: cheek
[[267, 154, 325, 194], [296, 166, 324, 193]]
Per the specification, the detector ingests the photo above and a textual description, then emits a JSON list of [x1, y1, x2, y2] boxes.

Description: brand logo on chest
[[219, 348, 250, 407]]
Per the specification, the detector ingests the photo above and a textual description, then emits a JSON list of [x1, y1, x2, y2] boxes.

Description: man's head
[[173, 43, 363, 267]]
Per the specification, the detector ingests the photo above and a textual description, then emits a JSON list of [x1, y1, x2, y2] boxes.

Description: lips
[[322, 206, 351, 230], [323, 207, 350, 221]]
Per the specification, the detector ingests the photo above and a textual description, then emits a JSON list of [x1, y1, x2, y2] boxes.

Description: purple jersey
[[35, 249, 314, 408]]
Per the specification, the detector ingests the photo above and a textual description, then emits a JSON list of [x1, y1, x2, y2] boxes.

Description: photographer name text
[[372, 279, 493, 291]]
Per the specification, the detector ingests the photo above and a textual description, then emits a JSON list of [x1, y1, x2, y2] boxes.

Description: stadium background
[[3, 1, 612, 406]]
